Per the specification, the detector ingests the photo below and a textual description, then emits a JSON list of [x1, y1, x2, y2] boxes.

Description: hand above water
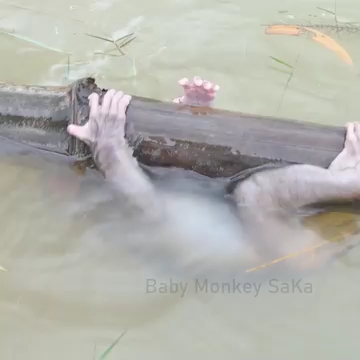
[[67, 89, 132, 148], [173, 76, 219, 107]]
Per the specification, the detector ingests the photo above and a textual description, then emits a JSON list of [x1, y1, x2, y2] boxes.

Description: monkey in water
[[66, 85, 360, 277]]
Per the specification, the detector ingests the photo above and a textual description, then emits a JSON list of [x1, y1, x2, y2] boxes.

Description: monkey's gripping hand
[[67, 90, 130, 153], [67, 90, 159, 214]]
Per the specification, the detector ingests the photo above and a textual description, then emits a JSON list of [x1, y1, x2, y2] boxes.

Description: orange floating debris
[[265, 24, 353, 65], [265, 24, 304, 36], [304, 27, 353, 65]]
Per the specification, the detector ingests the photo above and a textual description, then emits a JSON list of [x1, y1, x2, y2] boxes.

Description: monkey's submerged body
[[64, 78, 360, 277]]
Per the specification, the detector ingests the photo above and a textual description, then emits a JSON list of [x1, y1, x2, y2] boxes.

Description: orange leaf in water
[[303, 27, 353, 65], [265, 25, 353, 65], [265, 25, 304, 36]]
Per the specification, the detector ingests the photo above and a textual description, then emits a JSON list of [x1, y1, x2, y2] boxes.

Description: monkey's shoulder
[[225, 163, 290, 194]]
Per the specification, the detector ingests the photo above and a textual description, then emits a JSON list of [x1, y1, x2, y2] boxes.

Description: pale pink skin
[[173, 76, 219, 107]]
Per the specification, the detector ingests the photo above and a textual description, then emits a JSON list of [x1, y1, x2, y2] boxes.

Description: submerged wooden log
[[0, 77, 346, 178]]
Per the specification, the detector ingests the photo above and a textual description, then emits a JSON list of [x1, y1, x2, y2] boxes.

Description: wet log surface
[[0, 77, 346, 178]]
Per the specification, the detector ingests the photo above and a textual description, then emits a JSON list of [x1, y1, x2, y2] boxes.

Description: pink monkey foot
[[173, 76, 219, 107]]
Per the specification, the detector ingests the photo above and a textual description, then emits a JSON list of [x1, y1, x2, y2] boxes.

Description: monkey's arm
[[67, 90, 160, 215], [234, 122, 360, 214], [234, 164, 360, 215], [231, 123, 360, 265]]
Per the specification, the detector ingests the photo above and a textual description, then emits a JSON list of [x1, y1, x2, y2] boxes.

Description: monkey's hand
[[173, 76, 219, 107], [329, 122, 360, 172], [67, 89, 159, 215], [67, 90, 131, 150], [67, 89, 135, 179]]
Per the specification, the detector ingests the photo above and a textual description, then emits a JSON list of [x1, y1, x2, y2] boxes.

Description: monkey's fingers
[[116, 94, 132, 137], [354, 122, 360, 153], [178, 78, 190, 89], [88, 92, 100, 122], [100, 89, 117, 117], [109, 91, 125, 118], [193, 76, 203, 87], [117, 94, 132, 119], [67, 93, 100, 143], [67, 122, 92, 144], [345, 122, 360, 156], [173, 96, 185, 104]]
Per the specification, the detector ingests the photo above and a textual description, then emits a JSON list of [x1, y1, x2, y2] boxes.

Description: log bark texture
[[0, 77, 346, 178]]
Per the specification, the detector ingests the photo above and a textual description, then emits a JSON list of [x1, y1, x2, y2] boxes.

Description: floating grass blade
[[114, 32, 135, 44], [1, 1, 85, 24], [85, 33, 114, 43], [0, 28, 71, 54], [277, 53, 299, 112], [113, 42, 125, 56], [118, 36, 136, 50], [98, 330, 127, 360], [0, 265, 8, 272], [317, 7, 336, 15], [269, 56, 293, 69], [86, 32, 136, 56], [85, 31, 137, 76], [94, 51, 121, 57]]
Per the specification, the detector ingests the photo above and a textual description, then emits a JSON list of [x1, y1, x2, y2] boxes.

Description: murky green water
[[1, 0, 360, 359]]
